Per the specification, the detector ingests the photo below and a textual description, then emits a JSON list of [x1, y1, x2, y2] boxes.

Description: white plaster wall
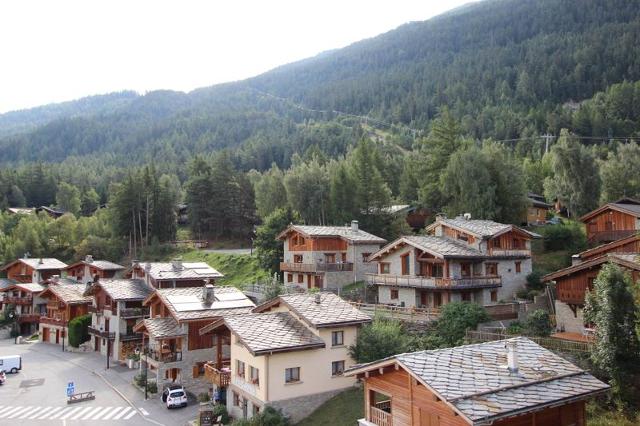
[[496, 258, 530, 301], [377, 286, 416, 307], [555, 301, 585, 334]]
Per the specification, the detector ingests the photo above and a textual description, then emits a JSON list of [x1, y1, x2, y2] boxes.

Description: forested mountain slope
[[1, 0, 640, 168]]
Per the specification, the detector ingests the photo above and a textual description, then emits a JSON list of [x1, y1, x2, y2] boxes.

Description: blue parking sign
[[67, 382, 75, 397]]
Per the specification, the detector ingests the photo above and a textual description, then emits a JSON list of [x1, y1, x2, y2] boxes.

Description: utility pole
[[542, 133, 553, 154]]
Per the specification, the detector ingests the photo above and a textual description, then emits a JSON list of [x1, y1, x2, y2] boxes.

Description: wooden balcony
[[40, 317, 68, 327], [119, 307, 149, 319], [204, 363, 231, 388], [489, 249, 531, 257], [46, 301, 65, 310], [87, 326, 115, 339], [4, 296, 33, 305], [280, 261, 353, 273], [366, 274, 502, 289], [368, 402, 392, 426], [120, 332, 143, 342], [87, 305, 100, 314], [148, 350, 182, 363], [17, 313, 41, 323], [588, 229, 636, 245]]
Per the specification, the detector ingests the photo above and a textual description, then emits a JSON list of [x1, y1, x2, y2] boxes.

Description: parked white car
[[0, 355, 22, 374], [162, 385, 187, 409]]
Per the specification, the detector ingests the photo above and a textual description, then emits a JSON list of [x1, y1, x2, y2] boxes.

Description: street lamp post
[[61, 330, 65, 352]]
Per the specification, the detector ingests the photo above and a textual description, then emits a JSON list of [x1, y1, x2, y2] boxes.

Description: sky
[[0, 0, 474, 113]]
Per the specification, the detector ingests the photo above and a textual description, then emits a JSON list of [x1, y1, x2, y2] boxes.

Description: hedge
[[68, 314, 91, 347]]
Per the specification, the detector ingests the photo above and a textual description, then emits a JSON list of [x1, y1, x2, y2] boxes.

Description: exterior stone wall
[[555, 300, 585, 334], [269, 387, 354, 424]]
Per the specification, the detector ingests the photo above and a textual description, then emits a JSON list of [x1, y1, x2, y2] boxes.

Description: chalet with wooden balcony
[[346, 337, 608, 426], [0, 278, 17, 310], [524, 192, 553, 225], [277, 221, 386, 290], [128, 260, 223, 289], [64, 255, 125, 284], [581, 197, 640, 245], [0, 283, 46, 334], [1, 257, 68, 284], [38, 283, 91, 346], [199, 292, 371, 423], [369, 217, 539, 309], [575, 233, 640, 262], [133, 285, 254, 394], [543, 253, 640, 334], [83, 278, 153, 362]]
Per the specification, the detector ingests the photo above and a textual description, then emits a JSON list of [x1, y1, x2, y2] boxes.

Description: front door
[[95, 336, 100, 352], [42, 327, 50, 343], [420, 292, 428, 307], [433, 292, 442, 308], [55, 329, 60, 344]]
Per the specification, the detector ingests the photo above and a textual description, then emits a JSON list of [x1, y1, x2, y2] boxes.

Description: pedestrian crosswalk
[[0, 405, 139, 421]]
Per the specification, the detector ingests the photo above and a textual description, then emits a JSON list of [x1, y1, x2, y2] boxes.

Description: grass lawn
[[297, 388, 363, 426], [180, 250, 270, 288]]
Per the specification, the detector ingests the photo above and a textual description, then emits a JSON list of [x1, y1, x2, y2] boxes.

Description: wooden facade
[[579, 234, 640, 261], [66, 264, 118, 282], [486, 231, 530, 256], [287, 231, 348, 252], [4, 262, 36, 283], [581, 205, 639, 245]]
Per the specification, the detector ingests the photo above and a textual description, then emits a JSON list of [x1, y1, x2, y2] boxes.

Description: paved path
[[0, 339, 197, 425], [202, 248, 252, 255]]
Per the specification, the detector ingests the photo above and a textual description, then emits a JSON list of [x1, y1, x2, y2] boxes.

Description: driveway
[[0, 339, 198, 425]]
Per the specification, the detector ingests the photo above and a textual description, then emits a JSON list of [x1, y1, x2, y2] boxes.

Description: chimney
[[93, 274, 100, 284], [85, 254, 94, 263], [314, 293, 321, 304], [351, 220, 359, 232], [505, 340, 518, 374], [463, 213, 472, 220], [571, 254, 582, 266], [172, 259, 183, 271], [202, 284, 215, 304], [38, 258, 44, 264], [23, 252, 30, 259]]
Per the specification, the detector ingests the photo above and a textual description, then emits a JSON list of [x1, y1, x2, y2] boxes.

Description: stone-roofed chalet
[[346, 337, 609, 426], [278, 221, 386, 291], [0, 278, 17, 310], [65, 255, 125, 284], [543, 253, 640, 335], [38, 283, 92, 346], [199, 292, 371, 423], [369, 216, 539, 309], [84, 278, 154, 363], [525, 192, 553, 225], [0, 282, 46, 335], [580, 197, 640, 245], [133, 285, 255, 394], [129, 259, 223, 289], [1, 257, 68, 283]]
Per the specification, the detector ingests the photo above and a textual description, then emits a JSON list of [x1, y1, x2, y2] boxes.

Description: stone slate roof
[[151, 286, 254, 322], [66, 259, 125, 271], [4, 283, 45, 293], [3, 258, 68, 271], [372, 236, 485, 261], [42, 285, 92, 305], [138, 261, 223, 280], [277, 224, 386, 244], [86, 279, 152, 301], [0, 278, 17, 291], [580, 197, 640, 221], [219, 312, 325, 355], [136, 317, 186, 339], [255, 293, 371, 328], [428, 218, 541, 239], [543, 253, 640, 282], [347, 337, 609, 424]]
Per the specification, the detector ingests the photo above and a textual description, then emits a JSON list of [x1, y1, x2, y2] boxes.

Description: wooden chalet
[[346, 337, 609, 426], [524, 193, 552, 225], [575, 233, 640, 262], [1, 257, 68, 283], [64, 255, 125, 284], [0, 282, 46, 334], [38, 284, 92, 345], [128, 260, 223, 289], [580, 197, 640, 245], [35, 206, 65, 218]]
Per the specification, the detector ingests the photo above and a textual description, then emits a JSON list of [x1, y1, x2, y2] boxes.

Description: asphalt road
[[0, 339, 197, 425]]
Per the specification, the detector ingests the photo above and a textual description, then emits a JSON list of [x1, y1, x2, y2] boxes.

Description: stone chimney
[[505, 340, 519, 374], [85, 254, 94, 263], [38, 258, 44, 264], [314, 293, 321, 304], [172, 259, 183, 271], [571, 254, 582, 266], [202, 284, 215, 304], [463, 213, 472, 220], [351, 220, 359, 232]]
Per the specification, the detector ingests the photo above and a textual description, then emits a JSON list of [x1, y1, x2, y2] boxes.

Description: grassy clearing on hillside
[[180, 250, 270, 288], [297, 388, 363, 426]]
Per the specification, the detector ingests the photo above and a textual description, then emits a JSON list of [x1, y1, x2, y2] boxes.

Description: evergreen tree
[[255, 208, 300, 274], [80, 188, 100, 216], [255, 164, 287, 219], [56, 182, 81, 216], [284, 157, 330, 225], [328, 161, 357, 224], [600, 141, 640, 202]]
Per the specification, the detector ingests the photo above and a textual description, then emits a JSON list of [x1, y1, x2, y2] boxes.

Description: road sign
[[67, 382, 75, 397]]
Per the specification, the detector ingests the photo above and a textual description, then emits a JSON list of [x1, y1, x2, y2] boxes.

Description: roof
[[276, 224, 386, 245], [543, 253, 640, 282], [146, 286, 255, 322], [42, 277, 84, 286], [7, 208, 34, 215], [40, 285, 92, 305], [202, 312, 325, 356], [66, 259, 125, 271], [346, 337, 609, 425], [1, 257, 68, 272], [370, 235, 484, 261], [1, 283, 45, 293], [426, 217, 541, 239], [528, 196, 553, 209], [254, 292, 371, 328], [134, 317, 186, 339], [0, 278, 17, 291], [580, 197, 640, 222], [577, 233, 640, 260], [85, 279, 152, 301], [136, 261, 223, 281]]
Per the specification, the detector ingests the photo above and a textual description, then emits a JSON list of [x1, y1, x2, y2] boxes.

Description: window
[[492, 238, 501, 248], [332, 361, 345, 376], [491, 290, 498, 302], [513, 238, 525, 249], [461, 292, 472, 302], [249, 366, 260, 385], [324, 253, 336, 263], [485, 263, 498, 276], [457, 233, 469, 242], [293, 254, 303, 263], [233, 392, 240, 407], [236, 360, 245, 378], [331, 331, 344, 347], [401, 253, 410, 275], [287, 274, 293, 283], [515, 261, 521, 274], [390, 289, 399, 300], [460, 263, 471, 277], [380, 263, 390, 274], [285, 367, 300, 383], [193, 362, 206, 378], [297, 274, 304, 283], [362, 253, 371, 262], [432, 264, 443, 278]]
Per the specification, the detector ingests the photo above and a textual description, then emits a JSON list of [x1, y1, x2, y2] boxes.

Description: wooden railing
[[366, 274, 501, 289], [120, 332, 143, 341], [4, 296, 33, 305], [40, 317, 68, 327], [46, 301, 65, 310], [280, 261, 354, 273], [204, 363, 231, 387], [170, 240, 209, 248], [87, 326, 115, 339], [465, 330, 592, 353], [369, 405, 392, 426], [120, 307, 150, 319], [148, 350, 182, 363], [17, 313, 41, 323], [489, 249, 531, 257], [484, 303, 520, 320], [349, 302, 440, 322]]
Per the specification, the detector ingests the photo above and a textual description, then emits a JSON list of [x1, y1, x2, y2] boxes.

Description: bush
[[348, 316, 411, 363], [68, 314, 91, 347], [506, 321, 524, 335], [146, 381, 157, 394], [198, 392, 210, 403], [212, 404, 230, 424], [540, 222, 586, 252], [526, 271, 544, 291], [525, 309, 553, 337], [435, 302, 491, 346], [134, 372, 147, 387]]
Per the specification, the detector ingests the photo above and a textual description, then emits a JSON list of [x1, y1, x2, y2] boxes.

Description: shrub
[[526, 271, 544, 291], [68, 314, 91, 347], [525, 309, 553, 337], [348, 316, 411, 363], [134, 372, 147, 387], [540, 222, 586, 252], [198, 392, 210, 403], [146, 381, 157, 394], [506, 321, 524, 335], [435, 302, 491, 346], [212, 403, 230, 424]]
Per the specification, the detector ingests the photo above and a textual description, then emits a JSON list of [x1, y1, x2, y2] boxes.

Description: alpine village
[[1, 1, 640, 425]]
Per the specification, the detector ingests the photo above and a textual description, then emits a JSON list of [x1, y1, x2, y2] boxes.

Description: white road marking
[[90, 406, 113, 420], [29, 406, 53, 419], [60, 406, 83, 419], [102, 406, 125, 420], [80, 406, 104, 420], [18, 406, 45, 418], [0, 406, 24, 417], [113, 406, 131, 420], [49, 406, 73, 419], [123, 410, 138, 420], [40, 406, 63, 419], [140, 407, 149, 416], [70, 406, 95, 419], [0, 406, 16, 416], [8, 406, 33, 418]]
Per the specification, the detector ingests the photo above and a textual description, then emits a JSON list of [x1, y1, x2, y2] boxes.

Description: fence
[[465, 330, 592, 353], [349, 302, 440, 323]]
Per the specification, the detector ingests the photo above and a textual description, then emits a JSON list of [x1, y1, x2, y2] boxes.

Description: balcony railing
[[4, 296, 33, 305], [87, 305, 100, 314], [489, 249, 531, 257], [87, 326, 115, 339], [148, 350, 182, 363], [119, 307, 150, 319], [588, 229, 636, 245], [120, 332, 143, 342], [280, 261, 354, 273], [204, 363, 231, 388], [17, 313, 41, 323], [366, 274, 502, 289], [40, 317, 68, 327], [368, 403, 392, 426], [46, 301, 65, 310]]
